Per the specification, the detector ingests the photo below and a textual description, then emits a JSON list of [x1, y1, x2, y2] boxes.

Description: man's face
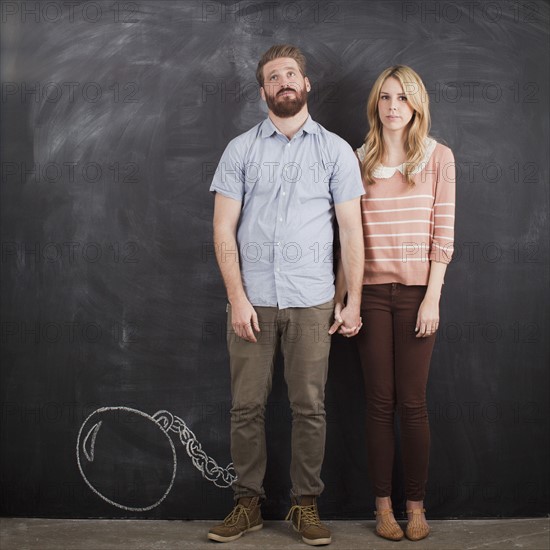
[[260, 57, 310, 118]]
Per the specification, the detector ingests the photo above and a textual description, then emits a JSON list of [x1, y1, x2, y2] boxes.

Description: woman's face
[[377, 77, 415, 134]]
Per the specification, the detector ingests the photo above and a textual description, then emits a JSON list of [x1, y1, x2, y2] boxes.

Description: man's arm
[[213, 193, 260, 342], [329, 197, 364, 336]]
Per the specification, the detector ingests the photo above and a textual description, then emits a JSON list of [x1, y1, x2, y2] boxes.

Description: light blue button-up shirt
[[210, 115, 364, 308]]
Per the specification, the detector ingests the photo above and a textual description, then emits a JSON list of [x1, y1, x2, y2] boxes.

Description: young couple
[[208, 44, 455, 546]]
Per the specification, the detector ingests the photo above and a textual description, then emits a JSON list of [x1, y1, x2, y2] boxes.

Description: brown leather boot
[[207, 496, 263, 542], [285, 495, 332, 546]]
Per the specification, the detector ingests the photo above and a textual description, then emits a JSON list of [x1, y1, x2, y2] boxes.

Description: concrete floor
[[1, 518, 549, 550]]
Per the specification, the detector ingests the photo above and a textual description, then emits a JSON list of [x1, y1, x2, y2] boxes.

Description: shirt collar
[[372, 137, 437, 179], [259, 116, 280, 138], [259, 114, 319, 139], [301, 115, 319, 135]]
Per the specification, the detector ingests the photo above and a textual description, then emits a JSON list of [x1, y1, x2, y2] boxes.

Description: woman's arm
[[415, 261, 447, 338], [416, 146, 456, 338]]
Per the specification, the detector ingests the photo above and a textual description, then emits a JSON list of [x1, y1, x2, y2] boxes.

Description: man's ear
[[260, 86, 266, 102], [305, 77, 311, 92]]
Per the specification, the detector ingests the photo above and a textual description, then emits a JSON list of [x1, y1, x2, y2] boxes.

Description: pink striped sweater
[[356, 138, 455, 286]]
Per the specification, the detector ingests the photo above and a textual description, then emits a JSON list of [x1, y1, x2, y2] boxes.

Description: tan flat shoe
[[374, 508, 404, 541], [405, 508, 430, 541]]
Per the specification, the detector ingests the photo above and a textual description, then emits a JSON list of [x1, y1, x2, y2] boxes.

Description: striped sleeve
[[430, 146, 455, 264]]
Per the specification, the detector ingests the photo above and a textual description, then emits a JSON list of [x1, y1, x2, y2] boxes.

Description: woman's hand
[[329, 302, 363, 337], [415, 296, 439, 338]]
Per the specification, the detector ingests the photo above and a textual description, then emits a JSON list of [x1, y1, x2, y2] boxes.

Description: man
[[208, 44, 364, 546]]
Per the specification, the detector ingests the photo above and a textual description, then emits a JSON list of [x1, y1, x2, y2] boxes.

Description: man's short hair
[[256, 44, 307, 87]]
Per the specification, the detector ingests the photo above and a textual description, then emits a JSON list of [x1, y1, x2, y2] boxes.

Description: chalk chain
[[152, 410, 236, 488]]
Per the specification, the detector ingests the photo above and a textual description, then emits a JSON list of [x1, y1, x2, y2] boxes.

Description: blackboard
[[1, 0, 548, 520]]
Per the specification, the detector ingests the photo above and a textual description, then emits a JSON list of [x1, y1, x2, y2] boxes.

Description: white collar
[[357, 137, 437, 179]]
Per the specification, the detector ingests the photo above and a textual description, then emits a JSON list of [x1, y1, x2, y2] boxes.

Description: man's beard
[[265, 87, 308, 118]]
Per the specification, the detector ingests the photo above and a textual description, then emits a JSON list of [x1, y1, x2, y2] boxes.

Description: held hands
[[415, 296, 439, 338], [230, 298, 260, 343], [231, 298, 364, 342], [329, 302, 363, 337]]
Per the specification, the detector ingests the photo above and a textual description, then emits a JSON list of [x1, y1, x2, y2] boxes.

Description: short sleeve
[[209, 138, 245, 201], [329, 139, 365, 204]]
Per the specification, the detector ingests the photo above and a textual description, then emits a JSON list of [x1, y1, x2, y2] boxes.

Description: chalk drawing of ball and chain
[[77, 407, 236, 511]]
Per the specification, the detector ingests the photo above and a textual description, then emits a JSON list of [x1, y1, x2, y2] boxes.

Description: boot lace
[[285, 503, 321, 530], [223, 504, 251, 529]]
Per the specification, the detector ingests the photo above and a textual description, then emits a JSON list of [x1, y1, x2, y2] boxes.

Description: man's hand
[[328, 302, 345, 335], [329, 302, 362, 337], [230, 298, 261, 342]]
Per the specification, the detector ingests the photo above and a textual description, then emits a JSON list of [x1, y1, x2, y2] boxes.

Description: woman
[[335, 65, 455, 541]]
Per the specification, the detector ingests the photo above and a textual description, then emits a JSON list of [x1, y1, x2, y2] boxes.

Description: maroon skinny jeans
[[356, 283, 436, 501]]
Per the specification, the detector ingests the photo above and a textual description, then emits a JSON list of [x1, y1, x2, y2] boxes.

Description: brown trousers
[[356, 283, 436, 501], [227, 300, 333, 500]]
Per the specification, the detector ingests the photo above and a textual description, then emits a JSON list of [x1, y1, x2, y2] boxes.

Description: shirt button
[[279, 217, 283, 222], [287, 143, 290, 147], [277, 267, 280, 272], [282, 191, 286, 196], [276, 242, 280, 246]]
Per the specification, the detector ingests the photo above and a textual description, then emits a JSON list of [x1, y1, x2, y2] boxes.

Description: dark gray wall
[[1, 0, 548, 519]]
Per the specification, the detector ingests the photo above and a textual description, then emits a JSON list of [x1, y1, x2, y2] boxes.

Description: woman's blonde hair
[[361, 65, 431, 186]]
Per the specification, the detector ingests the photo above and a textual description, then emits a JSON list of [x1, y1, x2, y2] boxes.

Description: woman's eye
[[399, 96, 407, 101]]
